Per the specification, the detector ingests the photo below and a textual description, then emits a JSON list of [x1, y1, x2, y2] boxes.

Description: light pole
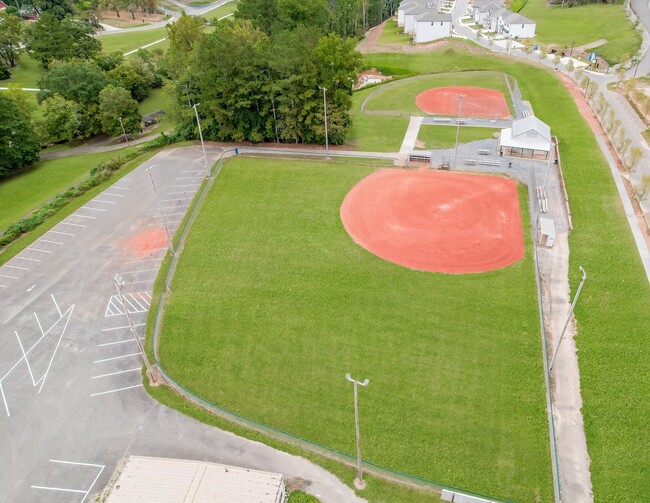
[[114, 274, 154, 379], [453, 94, 465, 167], [550, 266, 587, 369], [146, 165, 175, 255], [192, 103, 210, 176], [118, 116, 130, 146], [346, 373, 369, 489], [319, 86, 329, 154]]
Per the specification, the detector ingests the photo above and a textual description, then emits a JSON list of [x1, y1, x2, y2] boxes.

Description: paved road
[[0, 146, 363, 503]]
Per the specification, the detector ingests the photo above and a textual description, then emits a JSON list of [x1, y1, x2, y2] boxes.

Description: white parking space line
[[123, 279, 155, 285], [0, 274, 19, 279], [50, 460, 105, 468], [27, 248, 53, 254], [176, 177, 205, 180], [72, 215, 97, 220], [171, 184, 200, 188], [60, 222, 85, 228], [93, 352, 142, 364], [161, 197, 194, 202], [154, 212, 186, 217], [3, 265, 29, 270], [166, 220, 183, 224], [112, 187, 130, 190], [0, 285, 7, 288], [38, 239, 64, 245], [118, 268, 158, 275], [97, 337, 143, 347], [125, 258, 161, 264], [16, 256, 40, 262], [181, 170, 202, 173], [92, 368, 141, 379], [159, 203, 189, 209], [32, 460, 105, 503], [31, 485, 86, 494], [166, 191, 192, 195], [81, 207, 107, 212], [100, 323, 145, 332], [91, 200, 116, 204], [134, 292, 151, 306], [102, 193, 125, 197], [90, 384, 143, 397], [49, 230, 75, 236]]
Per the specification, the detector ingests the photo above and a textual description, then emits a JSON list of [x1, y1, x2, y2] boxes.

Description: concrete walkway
[[398, 116, 424, 165]]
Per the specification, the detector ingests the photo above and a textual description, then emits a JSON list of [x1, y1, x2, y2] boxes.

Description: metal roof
[[105, 456, 285, 503]]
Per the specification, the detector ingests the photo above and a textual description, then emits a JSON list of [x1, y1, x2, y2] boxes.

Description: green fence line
[[148, 148, 514, 503]]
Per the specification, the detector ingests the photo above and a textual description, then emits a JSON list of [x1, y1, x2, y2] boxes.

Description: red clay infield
[[415, 86, 510, 119], [340, 169, 524, 274]]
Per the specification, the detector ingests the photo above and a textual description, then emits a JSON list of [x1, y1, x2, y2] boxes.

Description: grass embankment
[[198, 0, 238, 21], [2, 53, 44, 88], [377, 18, 407, 44], [517, 0, 640, 63], [416, 125, 499, 149], [363, 45, 650, 502], [0, 149, 137, 231], [156, 156, 550, 502], [98, 26, 168, 54]]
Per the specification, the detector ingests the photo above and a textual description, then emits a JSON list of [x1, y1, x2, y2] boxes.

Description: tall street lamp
[[453, 94, 465, 167], [146, 165, 175, 255], [192, 103, 210, 176], [346, 373, 369, 489], [550, 266, 587, 369], [319, 86, 329, 154], [118, 116, 130, 147]]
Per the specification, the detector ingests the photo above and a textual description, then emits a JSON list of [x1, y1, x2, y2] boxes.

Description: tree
[[553, 53, 561, 69], [0, 59, 10, 80], [611, 118, 621, 137], [627, 146, 643, 173], [38, 94, 84, 142], [566, 59, 574, 73], [639, 175, 650, 200], [38, 60, 109, 106], [0, 93, 40, 178], [4, 86, 37, 122], [586, 81, 598, 101], [277, 0, 330, 34], [99, 85, 141, 136], [235, 0, 278, 34], [94, 51, 125, 71], [0, 12, 24, 68], [108, 59, 152, 101], [26, 14, 101, 68], [163, 11, 205, 79], [619, 52, 631, 67]]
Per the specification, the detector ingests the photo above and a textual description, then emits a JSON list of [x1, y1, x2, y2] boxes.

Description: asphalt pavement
[[0, 146, 363, 503]]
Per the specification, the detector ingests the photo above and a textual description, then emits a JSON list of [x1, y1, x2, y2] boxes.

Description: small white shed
[[538, 217, 555, 248], [414, 11, 452, 42]]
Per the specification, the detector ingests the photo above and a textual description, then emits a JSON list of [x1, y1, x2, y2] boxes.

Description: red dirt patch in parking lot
[[128, 227, 168, 257], [340, 169, 524, 274], [415, 86, 510, 119]]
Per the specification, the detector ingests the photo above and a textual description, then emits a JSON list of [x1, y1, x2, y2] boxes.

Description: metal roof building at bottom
[[104, 456, 286, 503]]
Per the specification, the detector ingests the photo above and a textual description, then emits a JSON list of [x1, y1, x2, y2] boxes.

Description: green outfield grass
[[348, 88, 409, 151], [364, 44, 650, 502], [139, 87, 172, 115], [0, 149, 136, 231], [416, 125, 499, 149], [377, 18, 407, 44], [198, 0, 238, 20], [362, 73, 514, 116], [2, 53, 44, 88], [517, 0, 640, 63], [157, 156, 552, 502], [98, 27, 168, 54]]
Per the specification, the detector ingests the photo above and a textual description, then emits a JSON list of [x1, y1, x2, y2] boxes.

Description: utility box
[[538, 217, 556, 248], [441, 489, 496, 502]]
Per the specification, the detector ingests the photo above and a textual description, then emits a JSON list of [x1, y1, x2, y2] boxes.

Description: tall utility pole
[[118, 116, 130, 146], [550, 266, 587, 369], [114, 274, 154, 379], [346, 373, 369, 490], [192, 103, 210, 175], [453, 94, 465, 167], [319, 86, 329, 154], [146, 165, 175, 255]]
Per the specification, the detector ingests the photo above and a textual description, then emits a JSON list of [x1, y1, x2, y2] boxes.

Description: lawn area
[[517, 0, 640, 63], [98, 27, 168, 55], [362, 72, 514, 116], [198, 0, 238, 21], [377, 18, 407, 44], [364, 44, 650, 502], [139, 87, 172, 115], [416, 125, 499, 149], [157, 156, 551, 502], [0, 149, 136, 231], [2, 53, 45, 88]]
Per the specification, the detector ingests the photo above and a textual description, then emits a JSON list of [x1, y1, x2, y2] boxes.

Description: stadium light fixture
[[550, 266, 587, 370], [146, 165, 175, 255], [346, 373, 369, 489], [319, 86, 329, 154], [453, 94, 465, 167], [192, 103, 210, 176], [118, 116, 130, 147]]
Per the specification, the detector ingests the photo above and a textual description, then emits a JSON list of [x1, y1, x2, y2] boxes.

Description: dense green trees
[[99, 85, 142, 136], [39, 95, 84, 142], [0, 94, 40, 178], [0, 12, 24, 68]]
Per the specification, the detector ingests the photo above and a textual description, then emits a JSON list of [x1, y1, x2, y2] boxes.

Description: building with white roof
[[499, 115, 551, 159]]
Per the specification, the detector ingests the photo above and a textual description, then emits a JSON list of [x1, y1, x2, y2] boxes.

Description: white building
[[498, 11, 536, 38], [499, 115, 551, 159], [414, 12, 452, 42], [398, 0, 421, 27], [471, 0, 503, 30]]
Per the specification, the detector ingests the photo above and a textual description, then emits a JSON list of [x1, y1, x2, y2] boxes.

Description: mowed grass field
[[416, 125, 499, 149], [198, 0, 238, 21], [517, 0, 640, 63], [2, 53, 44, 88], [158, 157, 552, 502], [362, 72, 515, 116], [98, 26, 168, 54], [377, 18, 407, 44], [362, 44, 650, 502]]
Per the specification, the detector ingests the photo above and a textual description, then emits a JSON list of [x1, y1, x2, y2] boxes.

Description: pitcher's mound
[[340, 169, 524, 274]]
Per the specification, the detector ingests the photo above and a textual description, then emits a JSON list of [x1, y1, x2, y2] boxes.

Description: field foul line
[[90, 384, 143, 396]]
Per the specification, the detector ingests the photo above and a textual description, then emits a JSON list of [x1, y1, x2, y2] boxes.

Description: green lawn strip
[[2, 53, 44, 88], [98, 27, 168, 54], [198, 1, 238, 21], [377, 18, 407, 44], [0, 149, 158, 265], [156, 156, 550, 502], [362, 72, 513, 116], [364, 45, 650, 502], [416, 125, 499, 149], [288, 492, 321, 503], [517, 0, 640, 63], [0, 149, 137, 231], [139, 87, 172, 115]]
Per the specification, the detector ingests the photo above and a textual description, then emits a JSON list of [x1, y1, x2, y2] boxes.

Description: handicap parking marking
[[105, 292, 152, 317]]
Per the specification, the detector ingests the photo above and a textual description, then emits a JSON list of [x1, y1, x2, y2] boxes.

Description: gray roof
[[471, 0, 503, 9], [416, 11, 452, 22], [511, 115, 550, 140], [501, 10, 535, 24]]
